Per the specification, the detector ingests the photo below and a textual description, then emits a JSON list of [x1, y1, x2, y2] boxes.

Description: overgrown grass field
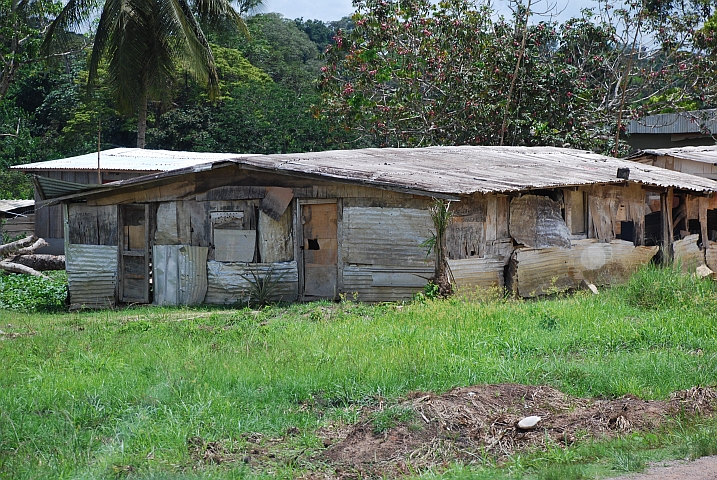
[[1, 266, 717, 478]]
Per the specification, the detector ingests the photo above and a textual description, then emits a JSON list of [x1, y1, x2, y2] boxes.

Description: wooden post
[[661, 188, 674, 263], [699, 196, 709, 259]]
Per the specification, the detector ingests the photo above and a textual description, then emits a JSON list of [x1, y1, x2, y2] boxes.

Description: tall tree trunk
[[499, 0, 531, 146], [136, 86, 148, 148]]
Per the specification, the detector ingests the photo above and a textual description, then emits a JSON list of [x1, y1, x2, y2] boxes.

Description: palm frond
[[41, 0, 102, 56]]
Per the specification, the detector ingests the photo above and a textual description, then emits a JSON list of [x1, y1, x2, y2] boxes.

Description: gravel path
[[606, 455, 717, 480]]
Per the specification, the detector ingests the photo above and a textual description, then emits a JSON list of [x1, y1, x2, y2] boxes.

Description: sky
[[263, 0, 596, 23]]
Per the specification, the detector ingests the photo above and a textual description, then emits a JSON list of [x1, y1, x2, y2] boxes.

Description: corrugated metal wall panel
[[205, 261, 298, 305], [153, 245, 208, 306], [342, 207, 431, 266], [342, 265, 432, 302], [66, 244, 118, 308]]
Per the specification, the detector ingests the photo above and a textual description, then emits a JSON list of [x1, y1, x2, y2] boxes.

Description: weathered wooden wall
[[654, 155, 717, 180], [1, 214, 34, 238], [583, 184, 646, 245], [67, 204, 118, 246], [35, 170, 142, 242], [448, 257, 504, 289], [507, 239, 658, 297]]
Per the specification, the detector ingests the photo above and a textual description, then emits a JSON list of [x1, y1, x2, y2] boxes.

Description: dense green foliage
[[2, 0, 717, 193], [1, 267, 717, 478], [318, 0, 717, 153], [0, 271, 67, 312]]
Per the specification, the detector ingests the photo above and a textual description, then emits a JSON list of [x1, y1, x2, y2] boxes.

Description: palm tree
[[42, 0, 261, 148]]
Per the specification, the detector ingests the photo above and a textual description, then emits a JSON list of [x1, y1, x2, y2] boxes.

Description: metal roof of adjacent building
[[627, 109, 717, 135], [627, 145, 717, 166], [42, 146, 717, 204], [12, 147, 246, 172], [0, 199, 34, 214]]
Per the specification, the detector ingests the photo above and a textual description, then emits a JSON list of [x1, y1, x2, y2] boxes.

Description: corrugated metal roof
[[627, 109, 717, 134], [12, 147, 245, 172], [234, 146, 717, 195], [627, 145, 717, 166], [44, 146, 717, 204], [0, 199, 33, 214], [33, 176, 99, 199]]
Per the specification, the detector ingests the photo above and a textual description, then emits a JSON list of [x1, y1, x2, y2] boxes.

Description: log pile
[[0, 235, 65, 279]]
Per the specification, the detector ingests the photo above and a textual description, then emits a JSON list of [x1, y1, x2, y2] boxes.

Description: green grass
[[1, 266, 717, 478]]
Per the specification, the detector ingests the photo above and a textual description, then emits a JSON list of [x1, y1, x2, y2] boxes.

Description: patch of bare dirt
[[316, 384, 717, 477], [185, 384, 717, 478]]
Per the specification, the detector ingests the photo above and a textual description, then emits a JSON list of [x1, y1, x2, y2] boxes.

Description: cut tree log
[[0, 235, 54, 278], [0, 260, 49, 279], [7, 254, 65, 271], [0, 235, 40, 257]]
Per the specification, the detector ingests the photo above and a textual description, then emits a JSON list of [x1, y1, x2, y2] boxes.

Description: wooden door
[[302, 202, 338, 299], [120, 204, 150, 303]]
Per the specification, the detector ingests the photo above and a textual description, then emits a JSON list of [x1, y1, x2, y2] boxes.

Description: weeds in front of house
[[1, 265, 717, 478], [238, 264, 287, 307], [623, 263, 717, 311]]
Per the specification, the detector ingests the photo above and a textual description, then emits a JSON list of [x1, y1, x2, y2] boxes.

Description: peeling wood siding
[[67, 204, 117, 246], [153, 246, 208, 306], [205, 261, 299, 305], [257, 208, 294, 263], [673, 234, 704, 271], [584, 184, 645, 245], [508, 239, 658, 297], [342, 265, 432, 302], [260, 187, 293, 220], [341, 207, 431, 266], [447, 195, 486, 260], [66, 244, 118, 309], [448, 257, 504, 288]]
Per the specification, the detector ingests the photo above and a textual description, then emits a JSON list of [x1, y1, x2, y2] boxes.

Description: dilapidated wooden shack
[[13, 148, 246, 254], [39, 146, 717, 308]]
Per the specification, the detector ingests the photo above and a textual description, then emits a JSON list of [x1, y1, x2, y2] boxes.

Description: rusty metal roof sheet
[[0, 199, 34, 214], [627, 109, 717, 134], [43, 146, 717, 204], [12, 147, 245, 172], [235, 146, 717, 195], [627, 145, 717, 166]]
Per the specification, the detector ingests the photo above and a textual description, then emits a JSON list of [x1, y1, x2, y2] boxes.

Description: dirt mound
[[318, 384, 717, 477]]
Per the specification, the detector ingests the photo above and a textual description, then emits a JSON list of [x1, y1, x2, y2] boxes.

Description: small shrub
[[0, 271, 67, 312], [423, 281, 441, 300], [239, 265, 287, 307]]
